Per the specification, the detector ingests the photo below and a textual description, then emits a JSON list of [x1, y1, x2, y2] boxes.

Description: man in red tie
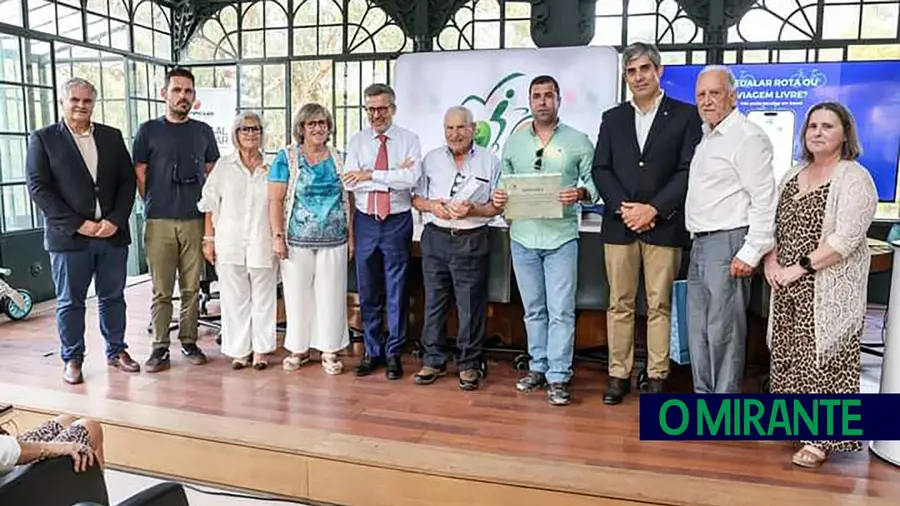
[[341, 83, 422, 380]]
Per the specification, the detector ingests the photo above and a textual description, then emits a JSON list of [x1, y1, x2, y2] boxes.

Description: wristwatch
[[799, 255, 815, 274]]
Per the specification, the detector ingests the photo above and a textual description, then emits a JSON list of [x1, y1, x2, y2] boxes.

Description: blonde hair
[[231, 111, 265, 149], [291, 103, 333, 144]]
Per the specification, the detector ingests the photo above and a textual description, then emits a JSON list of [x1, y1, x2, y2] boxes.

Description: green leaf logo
[[461, 72, 533, 152]]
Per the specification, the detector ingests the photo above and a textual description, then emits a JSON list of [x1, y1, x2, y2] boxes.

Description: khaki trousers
[[144, 218, 204, 348], [604, 241, 681, 380]]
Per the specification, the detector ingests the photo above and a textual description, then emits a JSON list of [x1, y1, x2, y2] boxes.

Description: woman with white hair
[[198, 111, 277, 370], [269, 103, 352, 375]]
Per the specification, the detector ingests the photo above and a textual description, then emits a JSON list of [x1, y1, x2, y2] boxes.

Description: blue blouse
[[269, 148, 347, 248]]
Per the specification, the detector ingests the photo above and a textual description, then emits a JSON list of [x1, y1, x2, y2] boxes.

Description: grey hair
[[364, 83, 395, 105], [698, 65, 737, 91], [444, 105, 474, 124], [621, 42, 661, 71], [291, 103, 333, 144], [231, 110, 265, 148], [59, 77, 98, 101]]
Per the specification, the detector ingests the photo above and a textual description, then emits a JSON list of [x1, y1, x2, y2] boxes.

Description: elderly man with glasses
[[341, 83, 422, 381], [411, 105, 502, 391]]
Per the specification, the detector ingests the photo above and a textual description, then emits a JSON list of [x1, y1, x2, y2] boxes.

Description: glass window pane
[[155, 32, 171, 60], [86, 0, 108, 16], [240, 65, 262, 108], [0, 135, 27, 182], [57, 5, 84, 40], [28, 0, 58, 35], [1, 35, 22, 83], [262, 109, 285, 152], [266, 29, 288, 58], [242, 31, 265, 59], [102, 56, 126, 99], [27, 87, 54, 130], [86, 14, 110, 47], [0, 0, 24, 27], [25, 40, 53, 87], [263, 64, 285, 107], [0, 86, 26, 133], [2, 184, 34, 232], [134, 26, 154, 57], [102, 100, 127, 133], [110, 20, 129, 50]]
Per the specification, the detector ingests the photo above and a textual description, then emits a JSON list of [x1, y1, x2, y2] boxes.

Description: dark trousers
[[354, 210, 413, 359], [420, 224, 490, 370], [49, 239, 129, 363]]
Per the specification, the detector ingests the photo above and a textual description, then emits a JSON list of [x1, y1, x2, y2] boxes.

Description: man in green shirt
[[492, 75, 598, 406]]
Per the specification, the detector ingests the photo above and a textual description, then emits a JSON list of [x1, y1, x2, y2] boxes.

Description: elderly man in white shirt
[[341, 83, 422, 380], [411, 105, 502, 391], [198, 111, 277, 370], [684, 65, 778, 394]]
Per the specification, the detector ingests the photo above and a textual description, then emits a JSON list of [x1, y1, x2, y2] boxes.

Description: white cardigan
[[767, 160, 878, 367], [0, 435, 21, 473]]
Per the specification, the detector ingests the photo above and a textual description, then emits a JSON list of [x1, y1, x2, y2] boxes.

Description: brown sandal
[[792, 445, 827, 468]]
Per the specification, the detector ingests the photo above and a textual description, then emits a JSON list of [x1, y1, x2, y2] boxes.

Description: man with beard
[[411, 105, 501, 391], [133, 67, 220, 372], [492, 75, 598, 406]]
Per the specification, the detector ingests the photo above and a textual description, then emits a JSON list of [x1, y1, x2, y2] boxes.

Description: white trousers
[[217, 263, 278, 358], [281, 244, 349, 354]]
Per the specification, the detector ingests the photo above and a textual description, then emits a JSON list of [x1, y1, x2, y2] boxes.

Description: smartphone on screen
[[747, 110, 796, 185]]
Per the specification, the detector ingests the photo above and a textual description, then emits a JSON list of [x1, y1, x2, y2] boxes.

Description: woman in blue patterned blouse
[[268, 103, 353, 375]]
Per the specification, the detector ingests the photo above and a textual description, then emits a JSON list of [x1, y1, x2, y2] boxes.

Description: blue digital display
[[661, 62, 900, 202]]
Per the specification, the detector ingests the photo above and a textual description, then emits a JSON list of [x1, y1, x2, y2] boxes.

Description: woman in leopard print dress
[[0, 414, 103, 474], [763, 102, 876, 469]]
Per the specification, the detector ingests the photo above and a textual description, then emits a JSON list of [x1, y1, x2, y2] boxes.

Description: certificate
[[500, 173, 563, 220]]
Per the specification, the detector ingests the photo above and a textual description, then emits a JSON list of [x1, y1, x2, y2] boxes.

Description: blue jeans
[[50, 239, 129, 363], [510, 239, 578, 384]]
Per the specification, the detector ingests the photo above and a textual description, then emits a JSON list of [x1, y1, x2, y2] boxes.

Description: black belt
[[426, 223, 486, 236], [694, 227, 744, 237]]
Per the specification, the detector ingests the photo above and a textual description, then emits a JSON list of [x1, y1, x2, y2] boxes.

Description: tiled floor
[[105, 469, 312, 506]]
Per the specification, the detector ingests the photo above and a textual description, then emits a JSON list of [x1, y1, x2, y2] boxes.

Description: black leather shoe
[[646, 378, 665, 394], [386, 356, 403, 380], [355, 355, 382, 377], [603, 377, 631, 405]]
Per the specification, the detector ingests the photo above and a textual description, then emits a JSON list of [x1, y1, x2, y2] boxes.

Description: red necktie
[[369, 134, 390, 220]]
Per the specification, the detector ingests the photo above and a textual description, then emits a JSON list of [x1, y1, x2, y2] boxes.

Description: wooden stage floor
[[0, 280, 898, 505]]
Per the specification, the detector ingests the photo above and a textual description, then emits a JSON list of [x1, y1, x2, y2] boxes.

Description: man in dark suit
[[592, 42, 702, 403], [26, 77, 139, 385]]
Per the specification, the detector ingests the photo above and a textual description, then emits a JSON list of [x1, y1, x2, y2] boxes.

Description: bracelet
[[38, 445, 48, 460], [202, 236, 215, 243]]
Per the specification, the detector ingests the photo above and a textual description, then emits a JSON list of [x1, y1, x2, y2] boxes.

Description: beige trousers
[[604, 242, 681, 380]]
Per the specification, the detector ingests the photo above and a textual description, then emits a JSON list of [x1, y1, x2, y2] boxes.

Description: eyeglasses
[[449, 172, 466, 198], [305, 119, 328, 129], [365, 106, 391, 116], [237, 125, 262, 134], [534, 147, 544, 172]]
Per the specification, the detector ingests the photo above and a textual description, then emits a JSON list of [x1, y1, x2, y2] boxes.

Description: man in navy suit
[[26, 77, 139, 385], [592, 42, 703, 403]]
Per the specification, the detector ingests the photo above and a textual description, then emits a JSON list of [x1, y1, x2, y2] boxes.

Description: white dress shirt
[[0, 435, 20, 473], [341, 124, 422, 215], [685, 108, 778, 267], [197, 152, 276, 269], [65, 120, 101, 219], [632, 90, 664, 152], [414, 144, 501, 230]]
